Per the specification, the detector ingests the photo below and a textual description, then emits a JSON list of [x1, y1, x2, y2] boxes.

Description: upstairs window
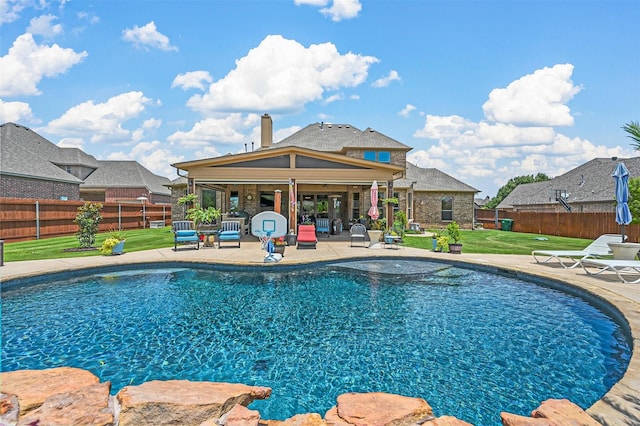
[[378, 151, 391, 163], [364, 151, 391, 163]]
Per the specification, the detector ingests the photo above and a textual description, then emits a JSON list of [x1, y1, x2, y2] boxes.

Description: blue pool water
[[1, 260, 630, 425]]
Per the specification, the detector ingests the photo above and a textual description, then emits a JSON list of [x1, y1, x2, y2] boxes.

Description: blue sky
[[1, 0, 638, 197]]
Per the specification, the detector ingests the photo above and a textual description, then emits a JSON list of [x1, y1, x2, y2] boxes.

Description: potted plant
[[285, 229, 297, 246], [100, 229, 126, 255], [430, 230, 441, 251], [271, 236, 287, 255], [187, 205, 221, 230], [436, 235, 449, 252], [447, 221, 462, 254], [367, 218, 385, 247]]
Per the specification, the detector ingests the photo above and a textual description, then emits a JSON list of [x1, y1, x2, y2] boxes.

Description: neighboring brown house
[[172, 114, 479, 230], [498, 157, 640, 213], [0, 122, 171, 204]]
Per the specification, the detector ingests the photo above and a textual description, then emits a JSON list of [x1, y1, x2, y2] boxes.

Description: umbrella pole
[[621, 224, 625, 242]]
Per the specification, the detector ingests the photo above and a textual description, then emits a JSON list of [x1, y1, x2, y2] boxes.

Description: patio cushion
[[176, 230, 197, 237]]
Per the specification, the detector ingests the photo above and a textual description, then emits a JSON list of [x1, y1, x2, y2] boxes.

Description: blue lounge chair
[[316, 218, 330, 236], [218, 221, 241, 248], [172, 220, 200, 251]]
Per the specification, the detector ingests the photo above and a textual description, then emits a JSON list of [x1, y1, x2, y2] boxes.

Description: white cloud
[[414, 114, 477, 139], [27, 14, 63, 37], [107, 141, 185, 178], [122, 21, 178, 52], [324, 93, 344, 104], [0, 99, 33, 122], [320, 0, 362, 21], [187, 35, 378, 113], [168, 114, 260, 148], [398, 104, 416, 117], [0, 33, 87, 97], [294, 0, 328, 6], [482, 63, 582, 127], [56, 137, 84, 149], [372, 70, 400, 88], [45, 91, 152, 143], [172, 71, 213, 90], [294, 0, 361, 21], [408, 64, 628, 195], [0, 0, 30, 25]]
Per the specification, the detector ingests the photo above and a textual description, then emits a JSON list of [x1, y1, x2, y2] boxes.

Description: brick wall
[[413, 192, 475, 229], [0, 175, 80, 200]]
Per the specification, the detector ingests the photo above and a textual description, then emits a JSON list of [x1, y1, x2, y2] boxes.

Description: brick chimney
[[261, 113, 272, 149]]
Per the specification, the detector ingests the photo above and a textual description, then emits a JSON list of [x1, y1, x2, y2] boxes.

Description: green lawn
[[2, 227, 592, 262], [404, 229, 591, 255], [3, 227, 176, 262]]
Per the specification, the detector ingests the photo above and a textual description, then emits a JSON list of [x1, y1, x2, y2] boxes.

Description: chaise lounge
[[531, 234, 624, 268], [580, 258, 640, 283], [297, 224, 317, 249]]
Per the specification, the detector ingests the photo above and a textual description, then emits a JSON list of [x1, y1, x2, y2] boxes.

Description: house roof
[[394, 162, 479, 193], [1, 122, 170, 195], [82, 161, 171, 195], [271, 122, 412, 152], [0, 123, 84, 184], [497, 157, 640, 208]]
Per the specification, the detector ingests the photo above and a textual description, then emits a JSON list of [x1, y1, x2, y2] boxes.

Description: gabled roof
[[272, 122, 411, 152], [1, 122, 171, 195], [82, 161, 171, 195], [0, 123, 83, 184], [497, 157, 640, 209], [394, 162, 479, 193]]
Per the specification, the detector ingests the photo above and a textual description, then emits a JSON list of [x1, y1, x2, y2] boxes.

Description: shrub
[[74, 202, 103, 248], [447, 221, 461, 244]]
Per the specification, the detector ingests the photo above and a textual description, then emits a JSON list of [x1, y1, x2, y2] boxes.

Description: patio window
[[441, 196, 453, 221], [260, 192, 274, 208], [230, 191, 239, 212], [202, 189, 217, 209]]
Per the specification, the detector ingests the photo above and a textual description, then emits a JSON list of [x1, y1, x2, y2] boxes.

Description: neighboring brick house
[[172, 114, 479, 230], [0, 122, 171, 204], [498, 157, 640, 213]]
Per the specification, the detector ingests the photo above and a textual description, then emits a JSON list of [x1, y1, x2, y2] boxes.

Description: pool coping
[[1, 242, 638, 425]]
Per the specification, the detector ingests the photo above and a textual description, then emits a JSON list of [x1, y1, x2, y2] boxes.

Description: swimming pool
[[1, 259, 631, 424]]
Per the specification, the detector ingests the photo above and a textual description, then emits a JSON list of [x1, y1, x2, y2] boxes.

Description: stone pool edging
[[0, 366, 603, 426], [0, 246, 638, 425]]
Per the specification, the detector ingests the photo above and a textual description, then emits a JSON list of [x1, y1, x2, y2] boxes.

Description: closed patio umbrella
[[612, 161, 632, 242], [368, 180, 379, 221]]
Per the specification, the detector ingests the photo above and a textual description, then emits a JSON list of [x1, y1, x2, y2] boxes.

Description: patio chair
[[532, 234, 625, 268], [172, 220, 200, 251], [297, 224, 317, 249], [316, 218, 330, 236], [218, 221, 241, 248], [350, 223, 367, 247], [580, 258, 640, 283]]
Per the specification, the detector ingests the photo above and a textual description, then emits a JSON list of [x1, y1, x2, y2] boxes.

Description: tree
[[623, 121, 640, 149], [627, 177, 640, 224], [74, 202, 103, 248], [484, 173, 551, 209]]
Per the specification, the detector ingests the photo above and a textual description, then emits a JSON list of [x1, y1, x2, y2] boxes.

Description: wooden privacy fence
[[476, 209, 640, 242], [0, 198, 171, 242]]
